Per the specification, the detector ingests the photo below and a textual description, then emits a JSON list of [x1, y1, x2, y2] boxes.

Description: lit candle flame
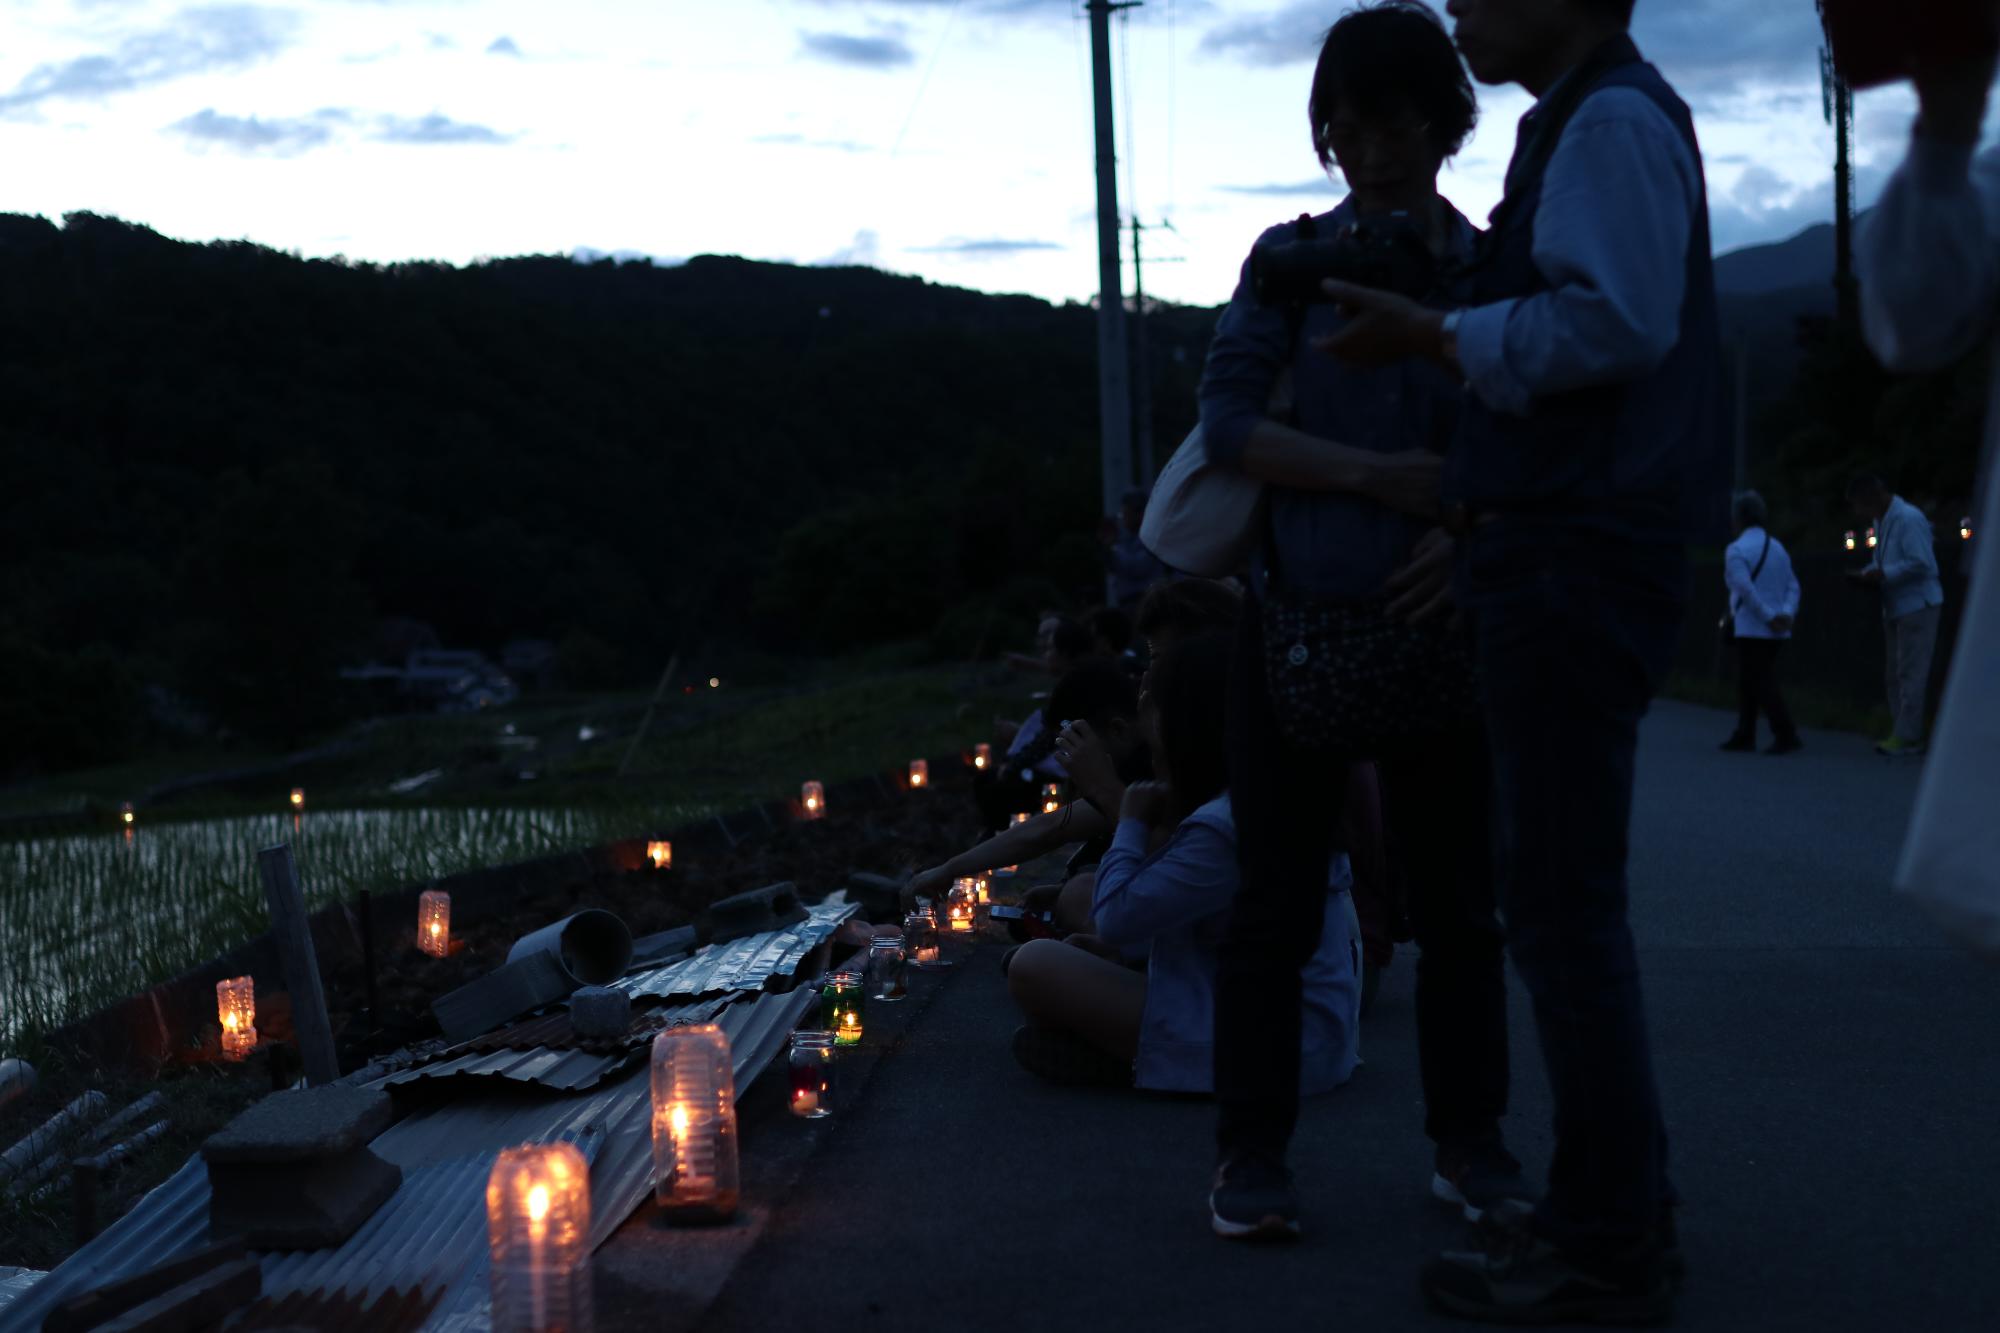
[[527, 1184, 550, 1223]]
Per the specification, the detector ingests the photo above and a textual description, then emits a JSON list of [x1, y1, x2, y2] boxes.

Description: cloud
[[751, 131, 872, 152], [487, 36, 522, 57], [1196, 2, 1326, 68], [1217, 179, 1336, 197], [908, 237, 1061, 258], [816, 229, 880, 267], [167, 106, 345, 155], [370, 113, 514, 145], [798, 31, 916, 69], [0, 5, 297, 117]]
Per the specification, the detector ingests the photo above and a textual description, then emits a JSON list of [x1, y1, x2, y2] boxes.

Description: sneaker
[[1717, 734, 1756, 753], [1766, 735, 1803, 755], [1432, 1137, 1532, 1222], [1421, 1206, 1675, 1325], [1875, 736, 1926, 757], [1209, 1151, 1301, 1242], [1009, 1025, 1132, 1090]]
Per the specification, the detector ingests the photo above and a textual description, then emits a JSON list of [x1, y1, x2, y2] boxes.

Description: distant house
[[339, 648, 519, 713]]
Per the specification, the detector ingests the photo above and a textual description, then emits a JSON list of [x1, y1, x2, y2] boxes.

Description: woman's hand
[[1386, 527, 1456, 623], [1055, 720, 1121, 809], [1769, 613, 1794, 634], [904, 864, 953, 911], [1120, 780, 1174, 828]]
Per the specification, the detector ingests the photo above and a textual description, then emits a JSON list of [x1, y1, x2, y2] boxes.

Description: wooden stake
[[257, 844, 339, 1086], [616, 651, 681, 778]]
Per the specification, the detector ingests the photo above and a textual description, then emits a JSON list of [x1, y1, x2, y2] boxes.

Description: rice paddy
[[0, 802, 707, 1053]]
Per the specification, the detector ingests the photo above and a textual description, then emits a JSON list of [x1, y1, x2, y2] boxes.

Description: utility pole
[[1820, 38, 1858, 327], [1087, 0, 1140, 527]]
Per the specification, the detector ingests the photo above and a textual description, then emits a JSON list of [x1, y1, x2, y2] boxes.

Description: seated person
[[1006, 632, 1362, 1095], [993, 615, 1097, 751], [948, 657, 1147, 888]]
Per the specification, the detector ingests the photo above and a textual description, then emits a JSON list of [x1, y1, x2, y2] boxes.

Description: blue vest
[[1445, 38, 1728, 544]]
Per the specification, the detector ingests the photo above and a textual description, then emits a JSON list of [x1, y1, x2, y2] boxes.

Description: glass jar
[[788, 1031, 836, 1118], [904, 909, 945, 969], [820, 970, 865, 1047], [945, 879, 978, 935], [868, 935, 908, 1002]]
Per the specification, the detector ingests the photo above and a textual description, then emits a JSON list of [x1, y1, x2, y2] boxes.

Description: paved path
[[639, 702, 2000, 1330]]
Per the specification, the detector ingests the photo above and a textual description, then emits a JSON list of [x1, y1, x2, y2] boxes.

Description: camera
[[1250, 215, 1440, 308]]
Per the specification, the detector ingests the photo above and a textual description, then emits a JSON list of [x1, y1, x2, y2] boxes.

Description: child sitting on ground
[[1005, 632, 1362, 1094]]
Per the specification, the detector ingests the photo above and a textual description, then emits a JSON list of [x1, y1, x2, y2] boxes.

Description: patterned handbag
[[1260, 593, 1481, 757]]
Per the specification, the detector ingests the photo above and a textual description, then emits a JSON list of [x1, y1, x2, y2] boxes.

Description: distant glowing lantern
[[1964, 517, 1975, 541], [647, 840, 673, 870], [120, 802, 134, 827], [789, 1031, 836, 1118], [289, 788, 305, 811], [487, 1143, 592, 1333], [821, 971, 864, 1047], [905, 910, 941, 968], [973, 743, 992, 771], [217, 976, 256, 1060], [419, 889, 451, 958], [650, 1024, 739, 1222], [1844, 531, 1856, 552], [1010, 812, 1030, 829], [801, 781, 826, 820], [1041, 782, 1064, 815], [909, 759, 929, 790], [1866, 526, 1878, 549], [709, 677, 720, 689]]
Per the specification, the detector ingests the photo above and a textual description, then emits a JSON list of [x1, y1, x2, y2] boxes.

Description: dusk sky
[[0, 1, 1979, 307]]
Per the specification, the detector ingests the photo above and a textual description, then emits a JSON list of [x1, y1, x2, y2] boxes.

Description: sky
[[0, 0, 1979, 307]]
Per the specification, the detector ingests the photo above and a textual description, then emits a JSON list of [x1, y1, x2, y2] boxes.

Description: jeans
[[1458, 523, 1684, 1256], [1732, 638, 1797, 745], [1215, 601, 1510, 1156]]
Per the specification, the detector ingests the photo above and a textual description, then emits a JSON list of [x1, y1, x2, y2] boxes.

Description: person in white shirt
[[1719, 491, 1802, 755], [1844, 475, 1946, 755], [1848, 16, 2000, 954]]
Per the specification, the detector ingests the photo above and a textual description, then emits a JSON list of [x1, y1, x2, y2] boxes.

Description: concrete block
[[432, 950, 575, 1044], [206, 1148, 401, 1250], [570, 986, 631, 1039], [708, 882, 807, 945], [844, 873, 905, 920], [200, 1087, 393, 1166]]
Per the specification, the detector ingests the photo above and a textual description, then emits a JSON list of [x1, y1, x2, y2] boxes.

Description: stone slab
[[199, 1087, 394, 1166], [208, 1146, 402, 1250]]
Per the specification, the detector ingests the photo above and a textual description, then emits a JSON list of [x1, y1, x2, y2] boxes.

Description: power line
[[889, 0, 966, 160]]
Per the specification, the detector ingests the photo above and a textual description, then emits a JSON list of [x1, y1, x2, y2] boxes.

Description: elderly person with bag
[[1718, 490, 1802, 755]]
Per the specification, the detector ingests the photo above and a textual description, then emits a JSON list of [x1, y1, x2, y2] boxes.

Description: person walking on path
[[1311, 0, 1727, 1320], [1719, 490, 1802, 755], [1852, 24, 2000, 950], [1845, 475, 1945, 756]]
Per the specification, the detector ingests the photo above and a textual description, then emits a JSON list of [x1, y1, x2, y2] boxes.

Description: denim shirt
[[1198, 199, 1477, 600], [1094, 795, 1360, 1094]]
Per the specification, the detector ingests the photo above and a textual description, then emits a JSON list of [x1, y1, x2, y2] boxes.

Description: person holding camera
[[1719, 489, 1802, 755], [1197, 1, 1518, 1251], [1308, 0, 1727, 1321]]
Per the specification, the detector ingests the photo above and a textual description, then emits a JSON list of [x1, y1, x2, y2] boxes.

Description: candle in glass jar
[[487, 1143, 592, 1333], [820, 971, 865, 1046], [646, 840, 673, 870], [869, 935, 907, 1001], [904, 910, 942, 967], [650, 1024, 738, 1222], [216, 976, 256, 1060], [418, 889, 451, 958], [789, 1031, 835, 1118], [1041, 781, 1064, 815], [908, 759, 928, 789], [800, 781, 826, 819], [973, 743, 991, 771]]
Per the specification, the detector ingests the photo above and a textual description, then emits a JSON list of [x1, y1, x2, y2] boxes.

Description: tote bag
[[1137, 424, 1266, 578]]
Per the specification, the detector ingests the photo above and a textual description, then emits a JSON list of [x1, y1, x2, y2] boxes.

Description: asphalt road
[[678, 700, 1998, 1332]]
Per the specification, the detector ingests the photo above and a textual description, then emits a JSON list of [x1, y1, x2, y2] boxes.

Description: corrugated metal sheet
[[0, 1270, 44, 1316], [615, 898, 856, 1001], [383, 997, 736, 1095], [0, 987, 818, 1333]]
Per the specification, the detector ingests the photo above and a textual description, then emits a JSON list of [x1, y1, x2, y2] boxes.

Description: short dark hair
[[1134, 578, 1242, 643], [1847, 474, 1888, 502], [1048, 657, 1139, 733], [1731, 490, 1768, 529], [1310, 1, 1478, 168], [1049, 616, 1095, 662], [1085, 606, 1133, 655], [1582, 0, 1638, 24], [1147, 632, 1233, 821]]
